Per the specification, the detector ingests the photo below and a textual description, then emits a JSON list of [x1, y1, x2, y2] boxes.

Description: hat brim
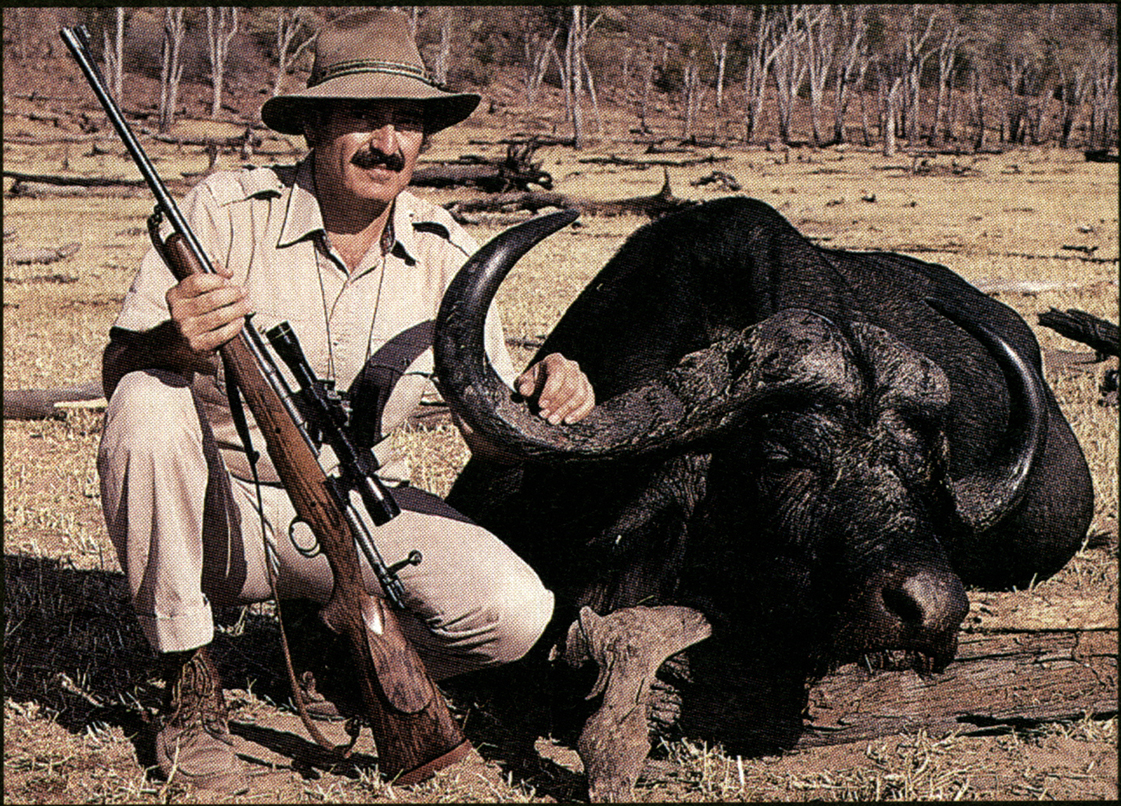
[[261, 72, 480, 135]]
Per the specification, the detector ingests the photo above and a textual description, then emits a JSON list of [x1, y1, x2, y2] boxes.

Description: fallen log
[[4, 381, 105, 420], [577, 153, 731, 168], [3, 170, 145, 189], [800, 627, 1116, 747], [5, 242, 80, 266]]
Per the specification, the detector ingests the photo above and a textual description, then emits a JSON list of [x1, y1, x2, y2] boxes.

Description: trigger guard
[[288, 517, 321, 558]]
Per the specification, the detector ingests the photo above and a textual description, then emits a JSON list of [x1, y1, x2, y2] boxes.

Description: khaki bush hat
[[261, 9, 480, 135]]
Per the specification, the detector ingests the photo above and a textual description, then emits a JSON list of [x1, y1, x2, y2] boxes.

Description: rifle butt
[[321, 592, 472, 783]]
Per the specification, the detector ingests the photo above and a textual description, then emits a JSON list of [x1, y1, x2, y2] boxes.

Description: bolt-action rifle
[[60, 25, 470, 785]]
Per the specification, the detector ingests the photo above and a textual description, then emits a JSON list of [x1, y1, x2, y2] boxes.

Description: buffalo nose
[[882, 569, 969, 636]]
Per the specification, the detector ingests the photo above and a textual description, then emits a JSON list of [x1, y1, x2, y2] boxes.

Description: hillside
[[4, 5, 1117, 152]]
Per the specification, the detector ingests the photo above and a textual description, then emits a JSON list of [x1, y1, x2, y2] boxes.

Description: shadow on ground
[[2, 553, 590, 799]]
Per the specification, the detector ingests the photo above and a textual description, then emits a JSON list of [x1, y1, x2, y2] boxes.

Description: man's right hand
[[166, 261, 253, 355]]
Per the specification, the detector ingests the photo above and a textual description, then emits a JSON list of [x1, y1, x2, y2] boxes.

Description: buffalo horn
[[925, 298, 1047, 533], [434, 213, 861, 464]]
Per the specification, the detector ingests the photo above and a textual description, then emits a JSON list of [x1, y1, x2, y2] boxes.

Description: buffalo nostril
[[885, 570, 969, 633], [882, 584, 924, 626]]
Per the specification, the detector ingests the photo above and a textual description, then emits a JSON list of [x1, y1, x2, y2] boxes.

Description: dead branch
[[691, 171, 742, 192], [1038, 308, 1119, 357], [412, 143, 553, 192], [444, 169, 694, 222]]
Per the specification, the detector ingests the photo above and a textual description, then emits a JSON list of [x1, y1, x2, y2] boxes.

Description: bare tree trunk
[[639, 49, 656, 133], [805, 6, 835, 147], [713, 40, 727, 111], [582, 54, 605, 139], [743, 7, 785, 145], [101, 8, 125, 103], [1089, 47, 1117, 149], [158, 7, 187, 134], [434, 9, 452, 86], [621, 47, 633, 100], [771, 6, 809, 145], [563, 6, 601, 148], [832, 5, 869, 145], [972, 67, 988, 151], [566, 7, 584, 147], [904, 4, 938, 144], [272, 8, 315, 98], [206, 7, 238, 120], [524, 28, 558, 107], [552, 43, 572, 124], [882, 71, 904, 157], [859, 67, 873, 146], [1057, 43, 1100, 148], [931, 23, 959, 148], [682, 57, 699, 139]]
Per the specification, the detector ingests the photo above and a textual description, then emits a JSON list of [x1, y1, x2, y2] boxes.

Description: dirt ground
[[4, 50, 1119, 803]]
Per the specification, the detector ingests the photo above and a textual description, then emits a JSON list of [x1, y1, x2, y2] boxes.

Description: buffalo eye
[[761, 442, 799, 469]]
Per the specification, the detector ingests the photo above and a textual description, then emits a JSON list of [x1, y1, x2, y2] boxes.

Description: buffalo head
[[435, 211, 1047, 746]]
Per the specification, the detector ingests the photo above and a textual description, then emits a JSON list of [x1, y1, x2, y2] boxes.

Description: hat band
[[309, 58, 438, 89]]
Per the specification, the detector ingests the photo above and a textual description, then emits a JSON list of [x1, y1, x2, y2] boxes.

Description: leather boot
[[155, 645, 250, 794]]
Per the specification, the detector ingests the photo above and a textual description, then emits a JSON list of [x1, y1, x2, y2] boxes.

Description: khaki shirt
[[113, 158, 517, 483]]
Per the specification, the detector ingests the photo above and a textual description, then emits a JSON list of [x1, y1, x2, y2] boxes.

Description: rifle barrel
[[59, 26, 213, 278]]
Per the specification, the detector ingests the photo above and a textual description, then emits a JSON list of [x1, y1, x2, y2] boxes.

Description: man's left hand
[[516, 353, 595, 425]]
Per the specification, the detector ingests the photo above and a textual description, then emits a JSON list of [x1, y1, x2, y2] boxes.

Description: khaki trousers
[[97, 369, 553, 681]]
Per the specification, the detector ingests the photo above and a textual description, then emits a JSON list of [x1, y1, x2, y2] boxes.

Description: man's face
[[310, 101, 426, 209]]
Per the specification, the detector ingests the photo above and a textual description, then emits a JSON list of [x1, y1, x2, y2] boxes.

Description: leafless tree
[[205, 7, 238, 119], [1055, 41, 1100, 148], [101, 7, 126, 103], [158, 7, 187, 133], [832, 5, 870, 145], [524, 28, 557, 107], [971, 66, 988, 151], [931, 21, 960, 147], [272, 8, 316, 98], [560, 6, 601, 148], [638, 44, 657, 133], [1087, 44, 1117, 149], [743, 7, 783, 144], [682, 54, 705, 139], [771, 6, 811, 145], [804, 5, 836, 147], [433, 8, 452, 86], [877, 59, 905, 156], [902, 5, 938, 144]]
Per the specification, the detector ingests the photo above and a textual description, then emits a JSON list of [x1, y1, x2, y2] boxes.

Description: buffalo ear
[[849, 322, 951, 419]]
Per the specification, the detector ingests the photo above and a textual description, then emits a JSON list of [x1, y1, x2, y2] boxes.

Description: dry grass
[[4, 104, 1117, 803]]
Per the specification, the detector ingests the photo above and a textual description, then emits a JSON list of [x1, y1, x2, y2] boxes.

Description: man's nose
[[367, 123, 398, 150]]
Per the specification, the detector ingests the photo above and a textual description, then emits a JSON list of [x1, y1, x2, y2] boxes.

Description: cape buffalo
[[433, 198, 1093, 797]]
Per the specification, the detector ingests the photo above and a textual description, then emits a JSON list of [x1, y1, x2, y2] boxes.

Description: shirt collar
[[277, 157, 323, 249], [276, 156, 425, 267]]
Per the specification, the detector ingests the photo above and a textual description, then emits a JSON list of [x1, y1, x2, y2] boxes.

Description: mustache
[[351, 148, 406, 172]]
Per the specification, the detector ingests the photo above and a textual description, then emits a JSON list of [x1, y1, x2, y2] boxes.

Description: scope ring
[[288, 517, 322, 558]]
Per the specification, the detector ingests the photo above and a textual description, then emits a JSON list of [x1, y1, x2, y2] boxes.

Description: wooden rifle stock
[[161, 235, 470, 784]]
